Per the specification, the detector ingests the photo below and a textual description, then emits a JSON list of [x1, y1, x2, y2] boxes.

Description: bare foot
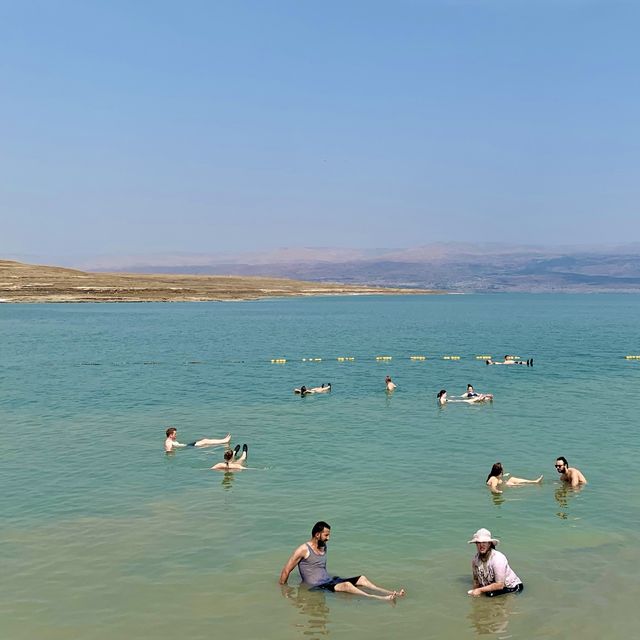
[[535, 475, 543, 483], [393, 589, 406, 598]]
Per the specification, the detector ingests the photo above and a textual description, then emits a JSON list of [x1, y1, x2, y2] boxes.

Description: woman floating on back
[[485, 462, 543, 494]]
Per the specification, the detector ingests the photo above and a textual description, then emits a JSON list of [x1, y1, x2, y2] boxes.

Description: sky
[[1, 0, 639, 259]]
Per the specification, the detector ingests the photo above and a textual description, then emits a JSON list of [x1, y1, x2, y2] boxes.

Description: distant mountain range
[[27, 243, 640, 292]]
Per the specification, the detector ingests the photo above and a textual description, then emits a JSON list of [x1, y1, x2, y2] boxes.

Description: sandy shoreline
[[0, 260, 443, 302]]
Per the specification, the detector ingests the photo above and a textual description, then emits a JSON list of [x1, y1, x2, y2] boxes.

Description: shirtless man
[[555, 456, 587, 486], [164, 427, 231, 453], [211, 444, 248, 471], [385, 376, 397, 391], [279, 521, 406, 601]]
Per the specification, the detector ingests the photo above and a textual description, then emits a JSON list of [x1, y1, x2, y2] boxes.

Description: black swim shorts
[[486, 583, 524, 597], [312, 576, 362, 592], [187, 441, 197, 447]]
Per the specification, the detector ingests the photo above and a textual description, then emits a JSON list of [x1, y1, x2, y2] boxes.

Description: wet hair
[[385, 376, 391, 382], [223, 450, 234, 461], [486, 462, 503, 483], [166, 427, 177, 437], [437, 389, 446, 398], [312, 521, 331, 536], [300, 386, 306, 393], [467, 384, 473, 390], [556, 456, 568, 466]]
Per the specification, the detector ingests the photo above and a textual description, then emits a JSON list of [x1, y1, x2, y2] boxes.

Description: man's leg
[[195, 434, 231, 447], [333, 580, 395, 601], [355, 575, 406, 597]]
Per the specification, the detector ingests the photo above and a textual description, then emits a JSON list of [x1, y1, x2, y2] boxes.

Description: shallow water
[[2, 295, 639, 639]]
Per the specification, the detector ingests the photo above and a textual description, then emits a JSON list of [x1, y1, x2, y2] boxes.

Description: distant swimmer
[[460, 384, 493, 402], [485, 462, 543, 494], [554, 456, 587, 486], [486, 356, 533, 366], [468, 529, 523, 597], [211, 444, 248, 472], [438, 389, 492, 405], [385, 376, 397, 391], [164, 427, 231, 453], [279, 521, 406, 601], [294, 383, 331, 395]]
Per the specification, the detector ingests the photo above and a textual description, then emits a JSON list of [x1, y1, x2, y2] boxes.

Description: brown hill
[[0, 260, 440, 302]]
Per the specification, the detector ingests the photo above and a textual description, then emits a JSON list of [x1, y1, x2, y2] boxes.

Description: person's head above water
[[385, 376, 392, 382], [437, 389, 447, 398], [166, 427, 177, 438], [467, 384, 474, 391], [486, 462, 504, 482], [311, 520, 331, 547], [223, 450, 234, 462]]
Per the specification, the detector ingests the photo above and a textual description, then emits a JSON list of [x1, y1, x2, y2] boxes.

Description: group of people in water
[[486, 355, 534, 366], [164, 427, 249, 472], [163, 357, 590, 603]]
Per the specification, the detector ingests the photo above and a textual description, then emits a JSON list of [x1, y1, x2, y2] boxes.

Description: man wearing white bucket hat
[[468, 528, 523, 597]]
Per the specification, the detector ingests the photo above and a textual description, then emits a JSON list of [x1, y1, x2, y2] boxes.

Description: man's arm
[[279, 544, 308, 585]]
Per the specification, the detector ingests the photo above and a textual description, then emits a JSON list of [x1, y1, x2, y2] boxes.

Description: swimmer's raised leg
[[233, 444, 241, 457], [194, 433, 231, 447]]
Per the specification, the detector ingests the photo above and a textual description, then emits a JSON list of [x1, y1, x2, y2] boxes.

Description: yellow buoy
[[410, 355, 427, 360], [475, 355, 492, 360]]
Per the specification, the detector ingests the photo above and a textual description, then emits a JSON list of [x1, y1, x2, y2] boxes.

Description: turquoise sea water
[[2, 294, 640, 639]]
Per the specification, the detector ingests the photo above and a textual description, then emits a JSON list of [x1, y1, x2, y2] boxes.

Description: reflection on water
[[467, 593, 515, 635], [490, 491, 506, 507], [281, 585, 330, 639], [554, 483, 583, 520], [221, 471, 236, 490]]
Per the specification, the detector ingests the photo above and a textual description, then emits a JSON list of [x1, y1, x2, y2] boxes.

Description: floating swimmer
[[485, 462, 543, 494], [385, 375, 397, 392], [486, 355, 533, 366], [294, 383, 332, 396], [437, 389, 493, 405], [452, 384, 494, 402], [211, 444, 249, 472], [164, 427, 231, 452]]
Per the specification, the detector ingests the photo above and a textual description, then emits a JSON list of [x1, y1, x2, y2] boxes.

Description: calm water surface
[[2, 295, 639, 639]]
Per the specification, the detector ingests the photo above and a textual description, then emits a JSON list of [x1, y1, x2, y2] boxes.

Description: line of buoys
[[302, 358, 322, 362], [443, 355, 461, 360], [625, 355, 640, 359], [410, 355, 427, 360], [505, 355, 521, 360], [337, 357, 355, 362], [270, 358, 287, 363], [475, 355, 492, 360], [376, 356, 393, 361]]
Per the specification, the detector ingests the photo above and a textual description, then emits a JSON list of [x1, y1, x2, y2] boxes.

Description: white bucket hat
[[468, 528, 500, 545]]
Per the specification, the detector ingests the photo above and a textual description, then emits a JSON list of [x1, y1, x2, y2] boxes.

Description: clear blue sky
[[1, 0, 639, 257]]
